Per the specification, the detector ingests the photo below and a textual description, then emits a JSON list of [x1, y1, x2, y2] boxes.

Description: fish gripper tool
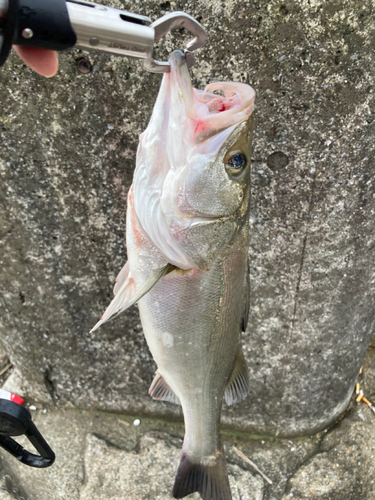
[[0, 0, 208, 72], [0, 398, 55, 468]]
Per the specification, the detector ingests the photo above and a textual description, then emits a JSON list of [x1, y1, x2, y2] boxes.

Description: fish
[[91, 50, 255, 500]]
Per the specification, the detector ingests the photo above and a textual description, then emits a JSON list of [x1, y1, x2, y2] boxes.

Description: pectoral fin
[[113, 261, 130, 295], [149, 371, 180, 405], [224, 346, 250, 406], [90, 263, 174, 333]]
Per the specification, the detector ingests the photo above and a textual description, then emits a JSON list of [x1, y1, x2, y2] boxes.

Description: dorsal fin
[[149, 371, 180, 405], [224, 346, 250, 406]]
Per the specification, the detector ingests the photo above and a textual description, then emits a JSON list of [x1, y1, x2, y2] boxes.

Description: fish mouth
[[193, 83, 255, 144], [168, 50, 255, 146]]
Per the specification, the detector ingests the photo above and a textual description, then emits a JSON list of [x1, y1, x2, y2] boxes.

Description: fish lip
[[194, 113, 253, 144]]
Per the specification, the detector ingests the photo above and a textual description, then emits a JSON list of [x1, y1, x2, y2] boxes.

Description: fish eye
[[225, 152, 247, 174]]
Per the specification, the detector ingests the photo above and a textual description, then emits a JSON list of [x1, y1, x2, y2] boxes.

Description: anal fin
[[224, 346, 250, 406], [149, 371, 180, 405]]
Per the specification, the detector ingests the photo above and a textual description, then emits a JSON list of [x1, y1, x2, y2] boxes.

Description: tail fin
[[172, 448, 232, 500]]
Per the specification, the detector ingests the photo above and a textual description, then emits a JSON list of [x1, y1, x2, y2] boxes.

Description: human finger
[[13, 46, 58, 77]]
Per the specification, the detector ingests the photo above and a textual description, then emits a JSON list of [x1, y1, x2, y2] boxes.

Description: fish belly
[[135, 231, 248, 462]]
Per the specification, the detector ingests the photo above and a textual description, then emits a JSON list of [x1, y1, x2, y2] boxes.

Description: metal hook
[[143, 11, 208, 73]]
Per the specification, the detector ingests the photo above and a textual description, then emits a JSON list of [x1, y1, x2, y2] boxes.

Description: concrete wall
[[0, 0, 374, 436]]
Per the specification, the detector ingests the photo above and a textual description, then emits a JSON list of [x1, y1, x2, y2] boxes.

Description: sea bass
[[92, 50, 255, 500]]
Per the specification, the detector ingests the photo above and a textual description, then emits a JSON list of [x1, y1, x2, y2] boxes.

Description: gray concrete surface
[[1, 343, 375, 499], [0, 0, 375, 438]]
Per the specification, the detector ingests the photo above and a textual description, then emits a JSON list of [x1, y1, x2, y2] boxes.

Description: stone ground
[[0, 344, 375, 500], [1, 0, 375, 438]]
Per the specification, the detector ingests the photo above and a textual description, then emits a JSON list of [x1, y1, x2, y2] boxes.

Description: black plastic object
[[0, 0, 77, 66], [0, 0, 19, 66], [0, 399, 55, 468]]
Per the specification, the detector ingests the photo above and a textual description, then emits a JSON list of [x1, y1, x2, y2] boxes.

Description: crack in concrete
[[282, 433, 326, 496], [291, 169, 317, 326], [282, 399, 355, 498], [292, 234, 307, 322], [44, 365, 57, 402]]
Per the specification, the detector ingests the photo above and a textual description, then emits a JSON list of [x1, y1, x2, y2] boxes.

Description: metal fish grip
[[0, 1, 207, 72], [143, 11, 208, 73]]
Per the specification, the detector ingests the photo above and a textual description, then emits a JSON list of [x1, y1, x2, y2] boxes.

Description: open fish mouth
[[163, 50, 255, 146], [193, 81, 255, 143]]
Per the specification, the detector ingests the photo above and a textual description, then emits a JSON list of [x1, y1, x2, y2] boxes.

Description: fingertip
[[13, 46, 58, 77]]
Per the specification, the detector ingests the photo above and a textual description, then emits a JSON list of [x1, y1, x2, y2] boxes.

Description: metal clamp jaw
[[0, 0, 208, 73], [66, 2, 207, 73], [143, 11, 208, 73]]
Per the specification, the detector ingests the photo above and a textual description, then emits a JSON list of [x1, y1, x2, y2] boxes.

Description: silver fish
[[92, 50, 255, 500]]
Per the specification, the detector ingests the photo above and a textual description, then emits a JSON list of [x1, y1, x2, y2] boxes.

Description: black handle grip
[[0, 0, 19, 66], [0, 0, 77, 66], [0, 433, 55, 468], [0, 400, 55, 468]]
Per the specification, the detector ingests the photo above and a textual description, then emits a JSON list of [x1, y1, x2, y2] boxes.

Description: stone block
[[0, 0, 374, 436]]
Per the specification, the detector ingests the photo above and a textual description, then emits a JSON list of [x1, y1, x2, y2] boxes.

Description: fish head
[[133, 51, 255, 270], [176, 113, 254, 219]]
